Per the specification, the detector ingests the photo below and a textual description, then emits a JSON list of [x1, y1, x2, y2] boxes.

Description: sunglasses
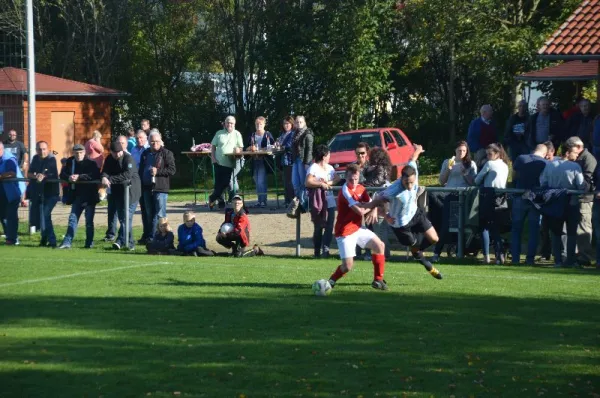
[[356, 152, 367, 156]]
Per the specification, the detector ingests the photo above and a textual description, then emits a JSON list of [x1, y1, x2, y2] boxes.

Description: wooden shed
[[0, 67, 126, 163]]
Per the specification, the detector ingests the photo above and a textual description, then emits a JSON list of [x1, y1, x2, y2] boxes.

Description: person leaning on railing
[[539, 144, 586, 267], [58, 144, 101, 249], [474, 143, 509, 264], [509, 144, 548, 265], [305, 144, 340, 259], [27, 141, 60, 248], [568, 137, 597, 266], [431, 140, 477, 263], [101, 141, 142, 251]]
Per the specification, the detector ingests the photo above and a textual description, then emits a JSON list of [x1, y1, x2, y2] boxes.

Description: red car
[[328, 128, 415, 180]]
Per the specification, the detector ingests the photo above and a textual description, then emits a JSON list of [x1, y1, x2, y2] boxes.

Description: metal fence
[[2, 178, 132, 245], [293, 185, 587, 258], [0, 178, 588, 259]]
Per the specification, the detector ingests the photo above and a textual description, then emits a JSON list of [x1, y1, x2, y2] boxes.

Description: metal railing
[[294, 185, 587, 258], [1, 178, 131, 246]]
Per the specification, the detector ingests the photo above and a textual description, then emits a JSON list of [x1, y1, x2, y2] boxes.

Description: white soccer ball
[[312, 279, 332, 297], [220, 223, 234, 234]]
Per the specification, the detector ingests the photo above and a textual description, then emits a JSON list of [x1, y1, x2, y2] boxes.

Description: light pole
[[26, 0, 36, 159]]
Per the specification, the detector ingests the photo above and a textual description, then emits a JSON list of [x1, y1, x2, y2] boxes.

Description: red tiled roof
[[516, 60, 599, 81], [539, 0, 600, 58], [0, 67, 126, 96]]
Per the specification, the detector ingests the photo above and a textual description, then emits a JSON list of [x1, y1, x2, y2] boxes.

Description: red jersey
[[224, 208, 250, 246], [334, 183, 370, 237]]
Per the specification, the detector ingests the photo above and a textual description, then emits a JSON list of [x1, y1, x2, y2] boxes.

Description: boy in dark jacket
[[58, 144, 101, 249], [177, 211, 213, 256], [101, 141, 142, 250]]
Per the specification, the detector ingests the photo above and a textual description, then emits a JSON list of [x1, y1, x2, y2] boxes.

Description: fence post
[[39, 179, 45, 236], [124, 183, 130, 249], [296, 213, 301, 257], [457, 190, 465, 259]]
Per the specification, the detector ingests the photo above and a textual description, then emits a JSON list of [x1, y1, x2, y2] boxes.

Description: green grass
[[1, 236, 599, 397]]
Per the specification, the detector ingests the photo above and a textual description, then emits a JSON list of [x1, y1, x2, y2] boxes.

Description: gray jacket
[[292, 128, 314, 165], [577, 149, 597, 202]]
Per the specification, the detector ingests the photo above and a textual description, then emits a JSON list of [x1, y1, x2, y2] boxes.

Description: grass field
[[1, 237, 599, 398]]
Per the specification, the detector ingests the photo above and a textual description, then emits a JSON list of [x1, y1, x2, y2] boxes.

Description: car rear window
[[328, 132, 381, 152]]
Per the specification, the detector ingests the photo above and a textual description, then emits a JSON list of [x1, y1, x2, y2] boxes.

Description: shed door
[[51, 111, 75, 172]]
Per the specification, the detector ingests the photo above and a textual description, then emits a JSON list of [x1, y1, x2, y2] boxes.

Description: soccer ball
[[312, 279, 332, 296], [220, 223, 234, 234]]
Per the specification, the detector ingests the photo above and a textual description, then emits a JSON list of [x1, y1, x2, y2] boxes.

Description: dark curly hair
[[313, 144, 331, 163], [368, 147, 391, 174]]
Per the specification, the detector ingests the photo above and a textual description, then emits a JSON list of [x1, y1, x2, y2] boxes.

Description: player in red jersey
[[326, 163, 389, 290]]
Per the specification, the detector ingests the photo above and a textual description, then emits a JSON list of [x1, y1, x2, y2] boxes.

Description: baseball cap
[[231, 194, 243, 201], [73, 144, 85, 151]]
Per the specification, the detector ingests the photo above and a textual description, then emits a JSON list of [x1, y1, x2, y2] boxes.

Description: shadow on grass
[[1, 291, 599, 397]]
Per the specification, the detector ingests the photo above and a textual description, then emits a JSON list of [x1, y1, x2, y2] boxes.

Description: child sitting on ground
[[216, 194, 263, 257], [177, 211, 214, 256], [146, 217, 175, 255]]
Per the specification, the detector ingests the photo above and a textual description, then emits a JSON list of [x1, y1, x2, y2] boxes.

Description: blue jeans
[[510, 196, 541, 264], [550, 205, 578, 265], [104, 193, 118, 239], [313, 207, 335, 256], [142, 189, 168, 239], [116, 198, 138, 249], [0, 197, 20, 242], [292, 158, 307, 206], [253, 159, 267, 204], [481, 221, 502, 257], [39, 196, 59, 244], [63, 198, 96, 247], [228, 157, 244, 202]]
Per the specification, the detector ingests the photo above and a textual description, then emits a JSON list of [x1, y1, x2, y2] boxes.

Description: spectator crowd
[[2, 97, 600, 268]]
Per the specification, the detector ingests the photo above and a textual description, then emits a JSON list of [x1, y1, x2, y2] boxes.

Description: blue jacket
[[177, 223, 206, 252], [0, 151, 25, 202]]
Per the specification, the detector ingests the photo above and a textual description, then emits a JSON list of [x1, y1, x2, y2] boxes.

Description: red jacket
[[223, 208, 250, 246]]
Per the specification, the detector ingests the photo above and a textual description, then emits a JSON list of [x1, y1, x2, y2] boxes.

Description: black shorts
[[391, 208, 433, 247]]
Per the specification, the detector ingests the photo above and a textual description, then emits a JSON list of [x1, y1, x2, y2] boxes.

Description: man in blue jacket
[[0, 142, 25, 245]]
